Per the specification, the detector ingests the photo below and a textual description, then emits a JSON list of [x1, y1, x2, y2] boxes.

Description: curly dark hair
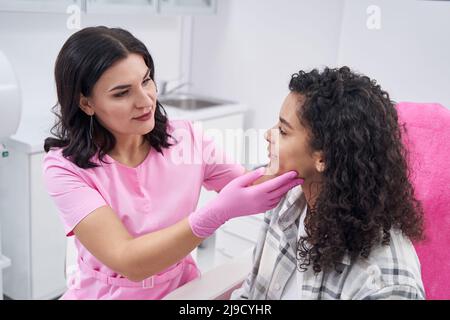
[[44, 26, 173, 168], [291, 66, 424, 273]]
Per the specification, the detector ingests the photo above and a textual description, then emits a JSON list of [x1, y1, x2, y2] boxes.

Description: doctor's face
[[264, 92, 324, 182], [80, 53, 157, 139]]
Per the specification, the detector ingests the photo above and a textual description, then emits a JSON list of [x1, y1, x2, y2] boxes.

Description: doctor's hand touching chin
[[42, 26, 303, 300]]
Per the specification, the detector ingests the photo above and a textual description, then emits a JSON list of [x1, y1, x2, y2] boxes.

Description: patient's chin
[[266, 161, 302, 180], [252, 165, 302, 186], [251, 166, 277, 185]]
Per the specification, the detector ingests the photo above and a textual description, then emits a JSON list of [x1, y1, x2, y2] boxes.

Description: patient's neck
[[252, 170, 323, 209], [302, 178, 323, 210]]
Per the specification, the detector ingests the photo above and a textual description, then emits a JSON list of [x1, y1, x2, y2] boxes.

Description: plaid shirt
[[231, 186, 425, 300]]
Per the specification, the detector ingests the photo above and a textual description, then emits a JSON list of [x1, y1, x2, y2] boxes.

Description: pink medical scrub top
[[42, 120, 245, 299]]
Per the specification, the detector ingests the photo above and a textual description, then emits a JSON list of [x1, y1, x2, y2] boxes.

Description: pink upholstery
[[396, 102, 450, 299]]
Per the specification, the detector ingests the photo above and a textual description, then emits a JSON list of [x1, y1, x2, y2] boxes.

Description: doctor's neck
[[109, 134, 150, 160]]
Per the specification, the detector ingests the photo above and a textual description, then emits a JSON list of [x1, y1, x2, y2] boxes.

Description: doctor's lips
[[132, 110, 152, 121]]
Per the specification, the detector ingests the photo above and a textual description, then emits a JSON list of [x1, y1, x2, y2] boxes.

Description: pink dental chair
[[396, 102, 450, 300]]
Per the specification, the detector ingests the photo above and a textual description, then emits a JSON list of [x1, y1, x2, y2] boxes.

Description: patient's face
[[263, 92, 323, 182]]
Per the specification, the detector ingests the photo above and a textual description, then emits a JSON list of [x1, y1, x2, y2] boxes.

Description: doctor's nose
[[134, 88, 155, 110]]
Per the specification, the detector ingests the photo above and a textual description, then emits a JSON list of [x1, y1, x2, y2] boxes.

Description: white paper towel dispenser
[[0, 50, 21, 140]]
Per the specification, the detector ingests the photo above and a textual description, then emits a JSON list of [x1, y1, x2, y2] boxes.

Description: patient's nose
[[264, 128, 272, 143]]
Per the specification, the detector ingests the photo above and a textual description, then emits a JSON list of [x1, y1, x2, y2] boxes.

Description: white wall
[[190, 0, 345, 165], [0, 11, 183, 135], [338, 0, 450, 108]]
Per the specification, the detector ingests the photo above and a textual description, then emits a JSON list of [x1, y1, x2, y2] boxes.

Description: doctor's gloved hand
[[188, 168, 304, 238]]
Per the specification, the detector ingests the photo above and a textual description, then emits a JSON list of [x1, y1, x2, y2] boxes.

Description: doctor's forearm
[[120, 217, 203, 282]]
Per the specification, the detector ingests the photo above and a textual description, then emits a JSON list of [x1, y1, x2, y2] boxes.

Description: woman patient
[[231, 66, 425, 300]]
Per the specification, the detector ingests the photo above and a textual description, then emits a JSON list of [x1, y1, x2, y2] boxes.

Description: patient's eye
[[143, 77, 152, 86], [278, 126, 286, 135]]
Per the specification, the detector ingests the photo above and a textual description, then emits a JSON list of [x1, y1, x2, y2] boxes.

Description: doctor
[[42, 26, 303, 300]]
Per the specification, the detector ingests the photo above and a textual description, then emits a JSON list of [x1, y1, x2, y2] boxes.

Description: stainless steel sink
[[159, 94, 233, 110]]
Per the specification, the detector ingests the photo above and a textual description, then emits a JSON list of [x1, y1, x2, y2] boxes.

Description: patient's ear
[[79, 95, 95, 116], [313, 151, 325, 173]]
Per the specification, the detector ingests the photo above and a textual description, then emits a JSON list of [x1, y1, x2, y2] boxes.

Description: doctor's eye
[[114, 90, 129, 98]]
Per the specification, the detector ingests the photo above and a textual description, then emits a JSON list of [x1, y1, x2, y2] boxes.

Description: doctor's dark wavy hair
[[44, 26, 173, 168], [291, 67, 424, 273]]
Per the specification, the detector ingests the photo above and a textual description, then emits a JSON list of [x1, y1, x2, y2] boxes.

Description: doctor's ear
[[79, 95, 94, 116]]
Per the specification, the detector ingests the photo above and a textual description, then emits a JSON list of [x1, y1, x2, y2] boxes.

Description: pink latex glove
[[188, 168, 304, 238]]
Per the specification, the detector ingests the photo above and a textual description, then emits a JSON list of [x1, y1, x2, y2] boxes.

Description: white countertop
[[6, 102, 247, 154]]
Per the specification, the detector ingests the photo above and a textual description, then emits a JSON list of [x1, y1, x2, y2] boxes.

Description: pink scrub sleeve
[[187, 121, 245, 192], [43, 150, 107, 236]]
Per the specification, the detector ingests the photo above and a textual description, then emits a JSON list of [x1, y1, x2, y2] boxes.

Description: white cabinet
[[0, 0, 216, 14], [159, 0, 216, 15], [194, 113, 244, 212], [85, 0, 157, 14], [188, 112, 253, 271], [192, 112, 250, 253], [189, 112, 268, 272], [0, 0, 82, 13], [0, 222, 11, 300], [0, 149, 67, 300], [88, 0, 216, 14]]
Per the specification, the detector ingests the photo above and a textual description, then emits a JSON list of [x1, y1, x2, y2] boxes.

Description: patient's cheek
[[252, 174, 271, 186]]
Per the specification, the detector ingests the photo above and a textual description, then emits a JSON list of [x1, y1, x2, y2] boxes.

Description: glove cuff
[[188, 203, 225, 238]]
